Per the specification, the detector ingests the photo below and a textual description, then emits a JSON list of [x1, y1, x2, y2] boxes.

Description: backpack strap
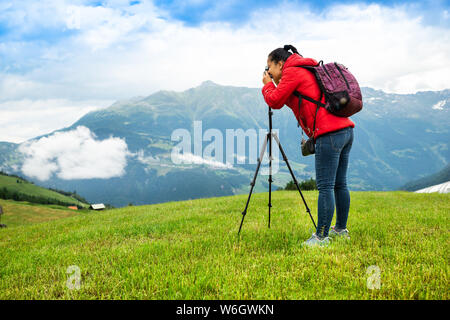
[[292, 62, 325, 141], [293, 91, 326, 108], [293, 91, 323, 141]]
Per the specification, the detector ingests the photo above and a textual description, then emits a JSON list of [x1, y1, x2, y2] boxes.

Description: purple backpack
[[293, 61, 363, 117]]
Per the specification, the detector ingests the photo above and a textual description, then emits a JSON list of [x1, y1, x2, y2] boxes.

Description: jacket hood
[[283, 54, 318, 69]]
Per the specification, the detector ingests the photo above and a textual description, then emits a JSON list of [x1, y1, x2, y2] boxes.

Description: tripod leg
[[272, 133, 317, 229], [268, 131, 273, 229], [238, 134, 269, 235]]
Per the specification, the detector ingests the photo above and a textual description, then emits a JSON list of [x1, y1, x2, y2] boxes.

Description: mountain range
[[399, 164, 450, 191], [0, 81, 448, 207]]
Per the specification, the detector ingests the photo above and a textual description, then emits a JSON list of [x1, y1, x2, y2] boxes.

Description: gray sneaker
[[329, 226, 350, 239], [302, 233, 331, 247]]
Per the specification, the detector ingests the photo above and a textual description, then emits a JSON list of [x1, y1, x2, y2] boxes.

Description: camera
[[264, 66, 272, 78], [301, 137, 315, 156]]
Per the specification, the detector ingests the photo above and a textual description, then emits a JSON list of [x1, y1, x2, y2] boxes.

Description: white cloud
[[247, 3, 450, 94], [2, 2, 448, 98], [18, 126, 130, 181], [172, 151, 234, 169], [0, 1, 449, 142], [432, 100, 446, 110], [0, 98, 112, 143], [134, 149, 160, 165]]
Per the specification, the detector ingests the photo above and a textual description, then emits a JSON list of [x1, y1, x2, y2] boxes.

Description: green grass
[[0, 191, 448, 299], [0, 199, 85, 228], [0, 173, 89, 208]]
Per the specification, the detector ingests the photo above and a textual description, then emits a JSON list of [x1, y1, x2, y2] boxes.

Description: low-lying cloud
[[172, 151, 234, 169], [18, 126, 129, 181]]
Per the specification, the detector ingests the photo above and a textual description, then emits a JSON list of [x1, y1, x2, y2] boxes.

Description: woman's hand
[[262, 71, 272, 85]]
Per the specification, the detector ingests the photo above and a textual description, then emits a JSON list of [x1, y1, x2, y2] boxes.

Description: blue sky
[[153, 0, 449, 26], [0, 0, 449, 143], [0, 0, 448, 75], [0, 1, 448, 45]]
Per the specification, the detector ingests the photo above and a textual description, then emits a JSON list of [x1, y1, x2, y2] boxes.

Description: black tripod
[[238, 106, 317, 235]]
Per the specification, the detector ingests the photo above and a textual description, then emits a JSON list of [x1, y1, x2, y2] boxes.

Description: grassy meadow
[[0, 191, 448, 299], [0, 199, 84, 228]]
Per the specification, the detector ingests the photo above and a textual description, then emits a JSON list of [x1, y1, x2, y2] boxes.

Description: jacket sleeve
[[261, 68, 300, 109]]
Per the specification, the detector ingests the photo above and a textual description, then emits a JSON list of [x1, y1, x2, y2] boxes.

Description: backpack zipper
[[334, 62, 350, 89], [323, 65, 332, 80]]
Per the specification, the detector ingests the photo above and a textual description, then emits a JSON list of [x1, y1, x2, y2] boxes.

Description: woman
[[262, 45, 355, 246]]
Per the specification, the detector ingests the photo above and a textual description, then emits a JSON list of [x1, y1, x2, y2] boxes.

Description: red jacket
[[262, 54, 355, 139]]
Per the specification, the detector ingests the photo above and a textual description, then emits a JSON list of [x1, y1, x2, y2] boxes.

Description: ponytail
[[283, 44, 299, 55], [268, 44, 301, 64]]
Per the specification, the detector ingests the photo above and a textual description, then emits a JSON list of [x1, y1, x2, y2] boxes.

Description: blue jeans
[[314, 126, 353, 238]]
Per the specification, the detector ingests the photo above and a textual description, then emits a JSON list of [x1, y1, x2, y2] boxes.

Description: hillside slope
[[0, 199, 84, 228], [399, 164, 450, 191], [0, 191, 448, 299], [0, 172, 89, 208]]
